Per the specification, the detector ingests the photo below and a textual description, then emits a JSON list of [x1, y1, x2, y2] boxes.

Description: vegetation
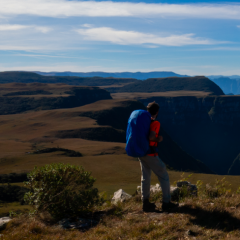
[[0, 173, 28, 183], [0, 184, 29, 203], [24, 163, 100, 219], [2, 176, 240, 239]]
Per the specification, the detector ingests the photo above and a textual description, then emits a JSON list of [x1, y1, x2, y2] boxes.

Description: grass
[[0, 202, 32, 218], [2, 180, 240, 239]]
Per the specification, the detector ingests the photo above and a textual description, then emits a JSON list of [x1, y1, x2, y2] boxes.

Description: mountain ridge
[[34, 71, 188, 80]]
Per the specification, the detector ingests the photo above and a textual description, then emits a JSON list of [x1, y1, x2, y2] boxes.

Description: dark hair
[[147, 101, 159, 115]]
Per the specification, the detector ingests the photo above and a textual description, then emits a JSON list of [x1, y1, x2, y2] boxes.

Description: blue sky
[[0, 0, 240, 75]]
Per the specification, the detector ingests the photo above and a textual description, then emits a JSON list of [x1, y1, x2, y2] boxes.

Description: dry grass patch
[[2, 191, 240, 239]]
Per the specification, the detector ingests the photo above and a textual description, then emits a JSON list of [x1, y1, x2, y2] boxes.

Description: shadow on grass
[[176, 204, 240, 232]]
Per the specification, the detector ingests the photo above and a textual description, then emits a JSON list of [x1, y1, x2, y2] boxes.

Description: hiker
[[126, 101, 178, 212]]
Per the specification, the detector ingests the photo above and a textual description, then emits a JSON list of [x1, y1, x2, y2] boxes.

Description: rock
[[58, 218, 98, 230], [170, 187, 180, 200], [188, 184, 198, 196], [0, 217, 11, 230], [111, 189, 132, 204], [177, 181, 198, 197], [177, 181, 190, 188], [150, 183, 161, 193], [137, 184, 180, 199]]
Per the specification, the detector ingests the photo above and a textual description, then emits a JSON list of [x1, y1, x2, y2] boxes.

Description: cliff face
[[78, 99, 213, 174], [0, 85, 112, 115], [140, 96, 240, 126], [138, 95, 240, 175]]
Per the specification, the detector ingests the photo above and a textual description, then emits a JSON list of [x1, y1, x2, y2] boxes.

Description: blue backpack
[[125, 110, 151, 157]]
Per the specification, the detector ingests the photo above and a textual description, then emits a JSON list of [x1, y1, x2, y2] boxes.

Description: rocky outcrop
[[0, 217, 11, 230], [111, 189, 132, 204], [137, 182, 197, 201]]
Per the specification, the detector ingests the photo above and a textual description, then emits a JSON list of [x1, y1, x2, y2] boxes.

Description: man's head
[[147, 101, 159, 117]]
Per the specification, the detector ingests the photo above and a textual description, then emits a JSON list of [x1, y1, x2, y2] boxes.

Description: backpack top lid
[[125, 110, 151, 157]]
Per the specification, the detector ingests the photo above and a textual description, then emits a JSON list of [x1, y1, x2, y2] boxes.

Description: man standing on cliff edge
[[126, 101, 178, 212]]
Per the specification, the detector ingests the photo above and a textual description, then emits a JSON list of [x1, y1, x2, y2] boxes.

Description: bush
[[24, 163, 100, 219]]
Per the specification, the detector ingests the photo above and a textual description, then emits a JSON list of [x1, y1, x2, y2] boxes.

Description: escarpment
[[0, 83, 112, 115], [136, 95, 240, 175]]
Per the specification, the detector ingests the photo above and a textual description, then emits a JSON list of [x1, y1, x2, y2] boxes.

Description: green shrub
[[24, 163, 100, 219], [205, 178, 231, 198]]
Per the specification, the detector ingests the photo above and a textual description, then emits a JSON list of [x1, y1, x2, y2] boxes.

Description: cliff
[[78, 99, 213, 174], [0, 83, 112, 115], [136, 95, 240, 175]]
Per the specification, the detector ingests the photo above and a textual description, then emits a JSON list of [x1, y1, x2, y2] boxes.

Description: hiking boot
[[143, 199, 156, 212], [162, 201, 179, 212]]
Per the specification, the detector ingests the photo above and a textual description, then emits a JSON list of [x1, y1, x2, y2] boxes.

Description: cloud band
[[1, 0, 240, 19]]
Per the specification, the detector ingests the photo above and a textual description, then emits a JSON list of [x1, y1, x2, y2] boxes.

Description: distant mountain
[[34, 71, 188, 80], [208, 75, 240, 80], [107, 76, 225, 95], [208, 76, 240, 95], [0, 71, 138, 86]]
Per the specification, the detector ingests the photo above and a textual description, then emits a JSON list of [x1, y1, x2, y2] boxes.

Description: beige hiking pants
[[139, 155, 171, 203]]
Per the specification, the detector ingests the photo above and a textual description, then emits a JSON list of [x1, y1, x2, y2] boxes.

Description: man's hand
[[149, 131, 163, 142], [157, 136, 163, 142]]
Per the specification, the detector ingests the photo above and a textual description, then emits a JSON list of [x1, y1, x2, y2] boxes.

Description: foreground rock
[[0, 217, 11, 230], [137, 184, 179, 199], [111, 189, 132, 204], [137, 181, 197, 200], [59, 218, 98, 230]]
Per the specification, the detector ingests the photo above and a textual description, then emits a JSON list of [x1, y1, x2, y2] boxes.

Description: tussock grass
[[2, 179, 240, 240]]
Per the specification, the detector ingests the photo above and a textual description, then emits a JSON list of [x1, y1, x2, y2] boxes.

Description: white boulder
[[111, 189, 132, 204], [0, 217, 11, 230]]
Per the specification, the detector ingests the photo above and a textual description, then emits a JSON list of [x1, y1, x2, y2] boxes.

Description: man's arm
[[149, 131, 163, 142]]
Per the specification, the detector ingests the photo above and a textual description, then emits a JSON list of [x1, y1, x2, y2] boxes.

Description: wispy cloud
[[237, 25, 240, 28], [0, 24, 52, 33], [0, 24, 28, 31], [0, 45, 45, 51], [76, 27, 217, 46], [1, 1, 240, 19], [81, 24, 94, 28]]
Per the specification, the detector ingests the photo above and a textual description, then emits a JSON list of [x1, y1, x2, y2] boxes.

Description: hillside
[[0, 72, 138, 87], [35, 71, 188, 79], [0, 83, 111, 115], [107, 76, 225, 95]]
